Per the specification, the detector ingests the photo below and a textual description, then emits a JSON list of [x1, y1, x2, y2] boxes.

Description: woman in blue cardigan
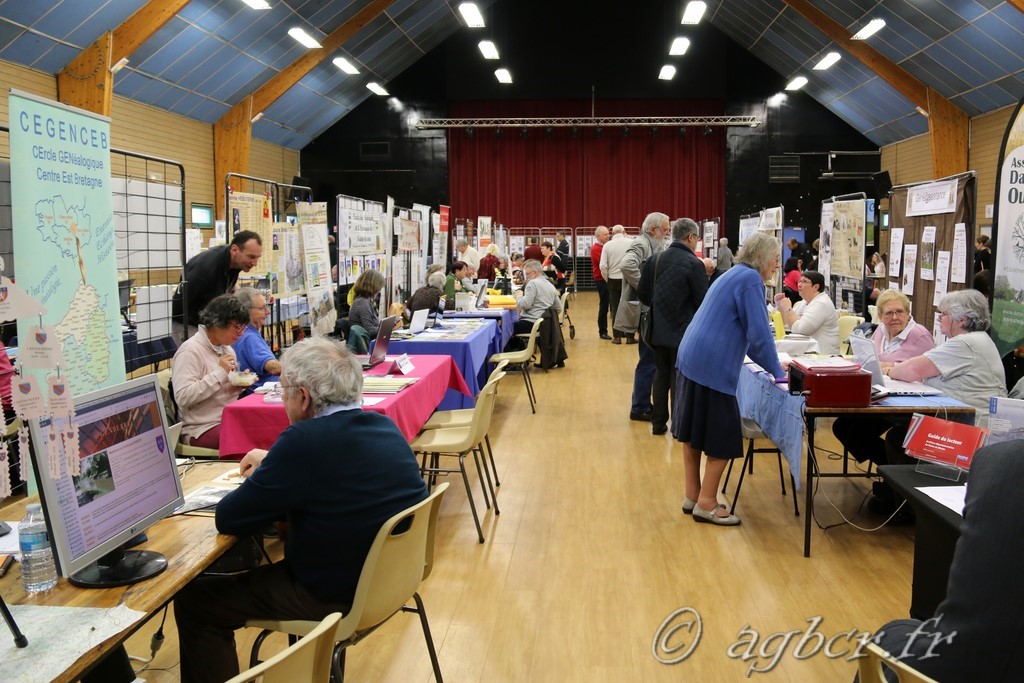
[[672, 231, 787, 526]]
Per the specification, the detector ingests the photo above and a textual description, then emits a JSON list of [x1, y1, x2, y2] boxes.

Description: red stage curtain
[[449, 100, 725, 228]]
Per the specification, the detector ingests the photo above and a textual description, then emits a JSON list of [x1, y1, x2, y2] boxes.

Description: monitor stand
[[68, 545, 168, 588]]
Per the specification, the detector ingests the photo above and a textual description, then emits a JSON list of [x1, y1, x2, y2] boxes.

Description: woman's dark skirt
[[670, 371, 743, 460]]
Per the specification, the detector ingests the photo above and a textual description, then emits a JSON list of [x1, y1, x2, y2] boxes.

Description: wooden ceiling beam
[[1008, 0, 1024, 14], [250, 0, 399, 115], [112, 0, 192, 65], [781, 0, 968, 176], [214, 96, 255, 221], [57, 0, 190, 116]]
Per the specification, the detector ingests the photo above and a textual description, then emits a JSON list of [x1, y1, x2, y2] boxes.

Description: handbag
[[639, 252, 663, 346]]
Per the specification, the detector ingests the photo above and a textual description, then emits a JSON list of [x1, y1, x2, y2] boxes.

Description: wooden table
[[0, 462, 237, 682]]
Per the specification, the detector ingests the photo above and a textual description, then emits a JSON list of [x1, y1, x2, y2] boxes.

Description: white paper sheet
[[917, 485, 966, 516], [933, 251, 950, 306], [951, 223, 968, 283], [902, 244, 917, 295], [888, 228, 904, 278], [919, 226, 936, 281]]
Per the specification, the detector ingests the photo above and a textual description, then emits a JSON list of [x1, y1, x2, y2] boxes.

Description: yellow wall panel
[[969, 106, 1014, 225], [0, 59, 58, 157]]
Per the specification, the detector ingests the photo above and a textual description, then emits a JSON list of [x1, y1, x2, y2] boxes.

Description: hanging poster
[[437, 205, 450, 266], [819, 203, 835, 282], [703, 221, 717, 261], [831, 198, 866, 279], [889, 228, 905, 278], [302, 224, 331, 290], [229, 190, 272, 238], [478, 216, 492, 247], [8, 91, 126, 395], [738, 216, 760, 246], [398, 217, 420, 252], [991, 97, 1024, 355], [902, 244, 918, 295], [951, 223, 968, 284], [759, 206, 783, 232], [906, 178, 958, 217], [282, 229, 305, 294], [919, 226, 937, 281], [296, 201, 327, 226], [934, 251, 951, 306]]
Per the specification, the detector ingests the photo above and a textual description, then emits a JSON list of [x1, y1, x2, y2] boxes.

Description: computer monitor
[[29, 375, 183, 588]]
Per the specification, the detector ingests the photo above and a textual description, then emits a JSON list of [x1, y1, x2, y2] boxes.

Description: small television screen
[[30, 375, 183, 587], [191, 203, 214, 228]]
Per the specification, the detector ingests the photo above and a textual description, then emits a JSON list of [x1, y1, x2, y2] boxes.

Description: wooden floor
[[127, 292, 918, 681]]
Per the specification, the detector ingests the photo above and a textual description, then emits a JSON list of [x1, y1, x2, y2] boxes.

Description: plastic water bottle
[[19, 503, 57, 593]]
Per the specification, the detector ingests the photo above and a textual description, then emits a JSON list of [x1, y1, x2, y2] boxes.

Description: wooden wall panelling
[[969, 107, 1015, 224], [0, 60, 59, 157], [249, 139, 300, 186]]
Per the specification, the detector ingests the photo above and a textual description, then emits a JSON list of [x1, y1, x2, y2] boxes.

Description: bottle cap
[[26, 503, 41, 513]]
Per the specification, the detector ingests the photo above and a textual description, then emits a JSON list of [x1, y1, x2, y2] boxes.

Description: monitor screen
[[30, 375, 183, 587], [190, 203, 213, 228]]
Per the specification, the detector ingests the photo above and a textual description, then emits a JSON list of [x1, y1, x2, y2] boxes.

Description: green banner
[[9, 91, 126, 394], [991, 97, 1024, 358]]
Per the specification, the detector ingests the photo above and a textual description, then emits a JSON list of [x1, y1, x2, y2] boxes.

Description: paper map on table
[[2, 603, 146, 683]]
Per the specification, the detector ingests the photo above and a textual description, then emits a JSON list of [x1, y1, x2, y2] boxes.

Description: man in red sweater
[[591, 226, 611, 339]]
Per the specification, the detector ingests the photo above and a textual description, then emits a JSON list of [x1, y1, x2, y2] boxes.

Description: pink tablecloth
[[218, 355, 470, 459]]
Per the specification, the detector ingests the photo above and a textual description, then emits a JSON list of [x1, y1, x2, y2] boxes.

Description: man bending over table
[[174, 336, 428, 683]]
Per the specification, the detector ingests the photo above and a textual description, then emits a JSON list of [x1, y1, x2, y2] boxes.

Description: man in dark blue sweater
[[175, 337, 428, 683]]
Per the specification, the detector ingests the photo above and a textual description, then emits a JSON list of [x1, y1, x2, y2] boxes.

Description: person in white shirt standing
[[599, 225, 633, 344], [772, 270, 839, 354], [456, 238, 480, 273]]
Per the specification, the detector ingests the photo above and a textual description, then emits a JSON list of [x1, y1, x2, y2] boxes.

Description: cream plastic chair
[[558, 290, 574, 339], [857, 642, 940, 683], [489, 316, 543, 414], [248, 483, 449, 683], [838, 315, 865, 355], [167, 421, 220, 460], [411, 380, 503, 543], [868, 304, 880, 324], [226, 612, 340, 683], [421, 360, 508, 487]]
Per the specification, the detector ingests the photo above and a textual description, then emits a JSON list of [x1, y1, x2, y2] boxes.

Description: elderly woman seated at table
[[869, 289, 934, 361], [171, 294, 250, 449], [348, 269, 386, 337], [405, 271, 447, 320], [772, 270, 839, 354]]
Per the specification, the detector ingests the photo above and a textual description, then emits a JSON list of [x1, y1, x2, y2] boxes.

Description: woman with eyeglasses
[[772, 270, 839, 354], [171, 294, 251, 449], [348, 269, 386, 337], [870, 289, 934, 362]]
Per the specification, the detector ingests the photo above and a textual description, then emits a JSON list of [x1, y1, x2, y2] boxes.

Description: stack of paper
[[362, 376, 420, 394]]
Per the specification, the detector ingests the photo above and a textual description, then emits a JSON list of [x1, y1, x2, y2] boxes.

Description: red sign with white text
[[902, 414, 989, 470]]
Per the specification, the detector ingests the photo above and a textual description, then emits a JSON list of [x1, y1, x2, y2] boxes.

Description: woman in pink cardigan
[[871, 289, 934, 362], [171, 294, 251, 449]]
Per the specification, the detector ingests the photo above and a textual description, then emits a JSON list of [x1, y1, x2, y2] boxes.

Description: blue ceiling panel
[[903, 52, 972, 99], [991, 2, 1024, 34], [883, 1, 955, 42], [0, 1, 53, 26], [129, 16, 190, 66], [177, 0, 214, 23], [0, 33, 58, 65], [217, 56, 268, 103], [167, 91, 207, 118], [190, 1, 247, 34], [923, 43, 987, 92], [174, 42, 237, 89], [152, 83, 188, 110], [187, 97, 230, 124], [953, 89, 998, 114], [939, 0, 988, 22], [868, 7, 933, 58], [31, 43, 78, 73], [826, 97, 875, 136], [939, 33, 1006, 83], [978, 81, 1021, 108], [160, 34, 225, 82], [34, 2, 101, 39], [955, 22, 1024, 73], [65, 1, 146, 46], [0, 20, 25, 52], [817, 0, 876, 25], [113, 69, 149, 97], [136, 24, 207, 73]]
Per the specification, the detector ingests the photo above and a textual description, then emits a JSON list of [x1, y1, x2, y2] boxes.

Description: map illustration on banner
[[8, 91, 126, 394], [991, 96, 1024, 356]]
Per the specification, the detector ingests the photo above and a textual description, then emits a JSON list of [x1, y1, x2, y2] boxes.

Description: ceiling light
[[670, 37, 690, 56], [366, 82, 389, 96], [333, 57, 359, 74], [495, 68, 512, 84], [851, 18, 885, 40], [813, 51, 840, 70], [681, 1, 706, 25], [458, 2, 485, 27], [915, 106, 930, 117], [767, 92, 787, 106], [240, 0, 271, 8], [478, 40, 499, 59], [785, 76, 808, 91], [288, 27, 322, 49], [250, 111, 264, 123], [110, 56, 129, 74], [659, 65, 676, 80]]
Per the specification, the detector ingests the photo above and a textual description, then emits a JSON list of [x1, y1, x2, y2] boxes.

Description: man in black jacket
[[172, 230, 263, 342], [638, 218, 709, 436]]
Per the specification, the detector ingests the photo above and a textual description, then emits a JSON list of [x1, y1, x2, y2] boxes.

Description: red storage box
[[788, 359, 872, 407]]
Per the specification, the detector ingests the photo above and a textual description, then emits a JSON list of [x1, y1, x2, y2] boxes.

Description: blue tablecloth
[[384, 320, 497, 409], [446, 309, 518, 357]]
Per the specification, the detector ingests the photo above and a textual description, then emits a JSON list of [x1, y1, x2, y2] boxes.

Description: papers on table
[[362, 396, 386, 406], [174, 485, 233, 515], [211, 469, 246, 487], [362, 376, 420, 394], [917, 485, 966, 516], [0, 521, 21, 559]]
